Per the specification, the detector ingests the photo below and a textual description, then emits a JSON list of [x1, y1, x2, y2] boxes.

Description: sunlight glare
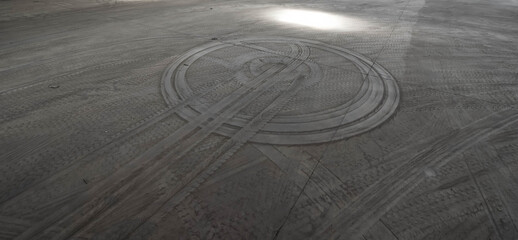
[[269, 9, 366, 31]]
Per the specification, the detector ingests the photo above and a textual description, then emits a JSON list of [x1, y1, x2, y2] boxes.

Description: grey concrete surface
[[1, 0, 518, 239]]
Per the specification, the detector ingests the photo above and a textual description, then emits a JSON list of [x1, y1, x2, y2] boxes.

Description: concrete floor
[[1, 0, 518, 239]]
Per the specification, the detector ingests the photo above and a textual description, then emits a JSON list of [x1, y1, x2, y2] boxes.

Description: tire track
[[0, 52, 244, 208], [312, 109, 518, 240], [14, 42, 306, 240], [115, 49, 316, 240], [167, 38, 400, 145]]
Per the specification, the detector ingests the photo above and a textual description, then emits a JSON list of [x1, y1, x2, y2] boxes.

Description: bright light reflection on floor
[[269, 9, 367, 31]]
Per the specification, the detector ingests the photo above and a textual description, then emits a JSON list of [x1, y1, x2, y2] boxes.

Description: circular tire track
[[162, 37, 400, 144]]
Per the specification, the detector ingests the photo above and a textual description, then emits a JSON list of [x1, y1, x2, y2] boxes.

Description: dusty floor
[[1, 0, 518, 239]]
